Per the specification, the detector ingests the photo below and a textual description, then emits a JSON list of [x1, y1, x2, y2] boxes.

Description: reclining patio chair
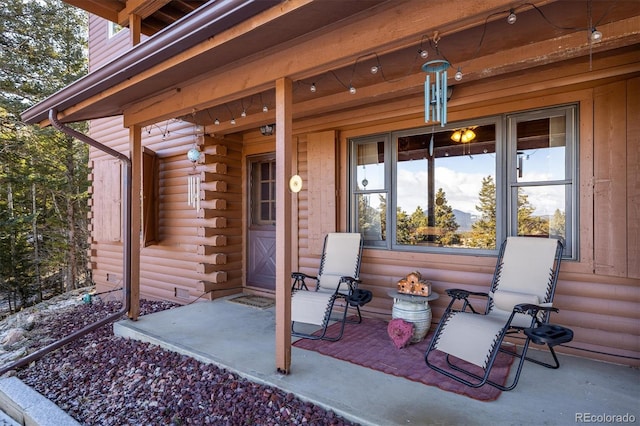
[[425, 236, 573, 390], [291, 232, 372, 341]]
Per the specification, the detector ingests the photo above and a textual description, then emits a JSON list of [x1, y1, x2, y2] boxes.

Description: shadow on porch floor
[[113, 296, 639, 426]]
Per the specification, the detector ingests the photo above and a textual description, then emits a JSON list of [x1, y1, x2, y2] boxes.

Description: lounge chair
[[291, 232, 372, 341], [425, 236, 573, 390]]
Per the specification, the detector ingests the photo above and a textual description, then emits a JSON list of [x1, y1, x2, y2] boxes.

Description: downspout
[[0, 109, 132, 375]]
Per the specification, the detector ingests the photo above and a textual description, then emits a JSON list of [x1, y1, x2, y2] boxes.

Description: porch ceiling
[[22, 0, 640, 131]]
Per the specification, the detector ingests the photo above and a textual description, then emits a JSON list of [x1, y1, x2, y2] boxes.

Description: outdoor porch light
[[260, 124, 275, 136]]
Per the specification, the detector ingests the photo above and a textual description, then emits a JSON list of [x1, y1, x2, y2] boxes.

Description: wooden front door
[[247, 155, 276, 290]]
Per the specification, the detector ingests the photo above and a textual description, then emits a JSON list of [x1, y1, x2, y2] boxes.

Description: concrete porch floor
[[114, 296, 639, 426]]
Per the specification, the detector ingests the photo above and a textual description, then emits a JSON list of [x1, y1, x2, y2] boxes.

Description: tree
[[0, 0, 89, 311], [469, 175, 496, 249], [434, 188, 460, 246]]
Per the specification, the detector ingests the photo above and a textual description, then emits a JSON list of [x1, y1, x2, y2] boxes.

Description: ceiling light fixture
[[451, 128, 476, 143]]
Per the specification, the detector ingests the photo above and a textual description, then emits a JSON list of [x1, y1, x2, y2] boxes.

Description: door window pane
[[251, 160, 276, 225]]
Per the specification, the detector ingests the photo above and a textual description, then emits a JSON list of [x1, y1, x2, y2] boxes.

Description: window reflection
[[395, 124, 496, 249]]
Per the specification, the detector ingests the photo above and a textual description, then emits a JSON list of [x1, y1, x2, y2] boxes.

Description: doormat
[[293, 317, 515, 401], [228, 295, 275, 309]]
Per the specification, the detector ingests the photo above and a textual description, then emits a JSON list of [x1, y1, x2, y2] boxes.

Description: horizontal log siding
[[88, 113, 243, 303], [292, 75, 639, 366]]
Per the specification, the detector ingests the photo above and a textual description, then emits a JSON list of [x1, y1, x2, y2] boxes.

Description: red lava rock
[[14, 299, 356, 425]]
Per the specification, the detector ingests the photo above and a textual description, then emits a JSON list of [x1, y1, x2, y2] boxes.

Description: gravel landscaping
[[1, 294, 356, 425]]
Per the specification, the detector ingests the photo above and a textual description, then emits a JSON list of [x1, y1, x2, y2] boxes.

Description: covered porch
[[113, 296, 639, 425]]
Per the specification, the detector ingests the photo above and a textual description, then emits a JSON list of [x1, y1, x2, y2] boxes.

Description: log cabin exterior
[[22, 0, 640, 373]]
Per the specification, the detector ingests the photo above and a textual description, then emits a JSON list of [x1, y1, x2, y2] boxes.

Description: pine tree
[[0, 0, 89, 311], [469, 175, 496, 249], [434, 188, 460, 246]]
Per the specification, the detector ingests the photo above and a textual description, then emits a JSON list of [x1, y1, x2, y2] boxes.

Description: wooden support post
[[275, 77, 293, 374], [128, 125, 142, 320], [129, 14, 141, 46]]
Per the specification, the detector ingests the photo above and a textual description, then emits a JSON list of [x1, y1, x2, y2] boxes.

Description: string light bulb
[[370, 65, 379, 74], [590, 28, 602, 42], [349, 85, 357, 94], [507, 9, 517, 25], [262, 104, 268, 112], [241, 109, 247, 118], [454, 67, 463, 81], [230, 118, 236, 125], [214, 118, 220, 125], [419, 49, 428, 59], [310, 83, 317, 93]]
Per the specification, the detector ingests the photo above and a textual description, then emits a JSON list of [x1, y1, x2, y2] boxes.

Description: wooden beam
[[128, 125, 142, 320], [118, 0, 172, 26], [202, 17, 640, 136], [64, 0, 121, 23], [129, 13, 142, 46], [119, 0, 525, 126], [275, 77, 293, 374]]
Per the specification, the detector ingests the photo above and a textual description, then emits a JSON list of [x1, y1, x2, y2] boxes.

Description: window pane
[[395, 124, 496, 249], [357, 193, 386, 243], [516, 116, 566, 182], [356, 142, 385, 191], [515, 185, 567, 240]]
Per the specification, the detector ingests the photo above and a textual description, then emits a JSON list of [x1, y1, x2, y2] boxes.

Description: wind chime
[[187, 145, 201, 211], [422, 33, 450, 127]]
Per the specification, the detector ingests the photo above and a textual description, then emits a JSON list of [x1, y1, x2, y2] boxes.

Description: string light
[[507, 9, 517, 24], [370, 65, 379, 74], [454, 67, 463, 81], [214, 118, 220, 125], [349, 85, 357, 94], [590, 28, 602, 42], [310, 83, 317, 93]]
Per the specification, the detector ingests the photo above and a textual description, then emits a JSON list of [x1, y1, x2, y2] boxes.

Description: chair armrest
[[291, 272, 317, 291], [514, 303, 559, 316], [445, 289, 489, 314], [339, 276, 361, 291], [446, 289, 489, 299]]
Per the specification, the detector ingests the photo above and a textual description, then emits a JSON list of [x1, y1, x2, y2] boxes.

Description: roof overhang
[[21, 0, 640, 129], [21, 0, 281, 125]]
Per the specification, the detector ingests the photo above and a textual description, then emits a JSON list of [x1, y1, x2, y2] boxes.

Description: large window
[[349, 105, 577, 258]]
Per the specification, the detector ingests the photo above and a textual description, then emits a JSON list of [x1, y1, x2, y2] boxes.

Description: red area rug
[[293, 318, 515, 401]]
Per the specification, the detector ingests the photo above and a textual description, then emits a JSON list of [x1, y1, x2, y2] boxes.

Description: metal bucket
[[391, 299, 432, 343]]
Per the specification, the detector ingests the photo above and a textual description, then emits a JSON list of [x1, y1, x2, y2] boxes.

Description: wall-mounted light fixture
[[260, 124, 275, 136]]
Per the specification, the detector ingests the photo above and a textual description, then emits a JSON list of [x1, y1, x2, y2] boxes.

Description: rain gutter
[[21, 0, 279, 125], [0, 109, 132, 376]]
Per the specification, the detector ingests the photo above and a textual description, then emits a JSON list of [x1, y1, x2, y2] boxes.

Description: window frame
[[348, 104, 578, 259]]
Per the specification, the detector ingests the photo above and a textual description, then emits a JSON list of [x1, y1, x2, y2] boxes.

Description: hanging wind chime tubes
[[423, 58, 450, 127], [187, 147, 201, 211]]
